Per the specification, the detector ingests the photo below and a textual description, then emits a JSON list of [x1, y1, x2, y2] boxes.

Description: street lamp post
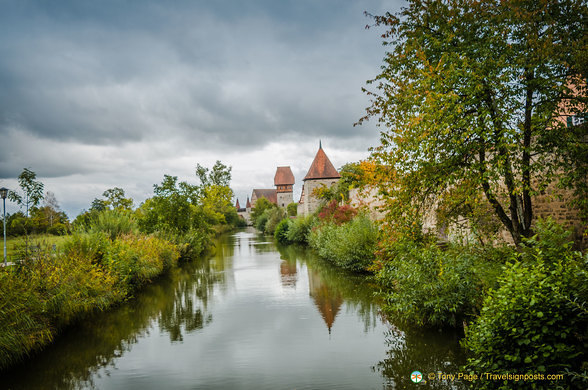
[[0, 187, 8, 266]]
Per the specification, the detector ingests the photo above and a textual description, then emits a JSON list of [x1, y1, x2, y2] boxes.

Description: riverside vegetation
[[253, 2, 588, 386], [0, 161, 244, 370]]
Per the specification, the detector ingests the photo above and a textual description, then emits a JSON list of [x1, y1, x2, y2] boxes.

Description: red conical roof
[[246, 196, 251, 208], [303, 144, 341, 181], [235, 198, 241, 209]]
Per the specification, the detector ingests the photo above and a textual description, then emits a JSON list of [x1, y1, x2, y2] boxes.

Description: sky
[[0, 0, 405, 218]]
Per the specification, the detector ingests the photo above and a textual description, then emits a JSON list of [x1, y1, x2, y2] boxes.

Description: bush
[[375, 241, 492, 327], [47, 222, 68, 236], [286, 215, 316, 244], [255, 209, 270, 232], [287, 202, 298, 217], [462, 220, 588, 389], [0, 232, 181, 370], [274, 218, 292, 244], [91, 209, 137, 240], [318, 199, 357, 225], [264, 208, 287, 235], [309, 215, 377, 272]]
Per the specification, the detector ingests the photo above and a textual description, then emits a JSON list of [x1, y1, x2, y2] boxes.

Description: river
[[1, 228, 466, 389]]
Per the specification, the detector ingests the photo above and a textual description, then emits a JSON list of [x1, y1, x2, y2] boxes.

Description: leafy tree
[[9, 168, 44, 218], [138, 175, 201, 235], [250, 197, 276, 228], [196, 160, 232, 187], [286, 202, 298, 217], [360, 0, 587, 245], [102, 187, 133, 211], [42, 191, 65, 228]]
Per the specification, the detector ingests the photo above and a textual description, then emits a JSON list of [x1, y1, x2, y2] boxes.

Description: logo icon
[[411, 371, 423, 383]]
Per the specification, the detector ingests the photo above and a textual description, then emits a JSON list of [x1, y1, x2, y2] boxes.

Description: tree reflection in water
[[276, 243, 381, 334], [277, 242, 467, 389], [374, 324, 467, 389], [0, 255, 223, 390]]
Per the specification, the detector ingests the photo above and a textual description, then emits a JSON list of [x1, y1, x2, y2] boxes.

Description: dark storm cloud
[[0, 0, 403, 215]]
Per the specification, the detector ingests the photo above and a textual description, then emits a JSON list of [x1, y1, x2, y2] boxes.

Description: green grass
[[4, 234, 70, 262]]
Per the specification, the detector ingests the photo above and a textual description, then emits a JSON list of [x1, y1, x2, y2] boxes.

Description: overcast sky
[[0, 0, 404, 218]]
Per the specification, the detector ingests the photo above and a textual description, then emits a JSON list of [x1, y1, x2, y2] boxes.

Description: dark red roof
[[235, 198, 241, 209], [303, 145, 341, 181], [246, 197, 251, 208], [274, 166, 295, 185], [252, 189, 277, 204]]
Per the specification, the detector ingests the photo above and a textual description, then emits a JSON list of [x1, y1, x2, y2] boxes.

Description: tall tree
[[360, 0, 587, 245], [43, 191, 60, 227], [102, 187, 134, 210], [9, 168, 44, 218]]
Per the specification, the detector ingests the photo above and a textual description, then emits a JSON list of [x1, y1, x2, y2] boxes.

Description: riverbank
[[0, 231, 185, 371], [268, 206, 588, 389]]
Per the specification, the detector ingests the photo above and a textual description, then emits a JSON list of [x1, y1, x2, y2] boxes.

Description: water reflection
[[1, 229, 467, 389], [277, 243, 381, 334], [0, 257, 222, 390], [375, 325, 467, 389]]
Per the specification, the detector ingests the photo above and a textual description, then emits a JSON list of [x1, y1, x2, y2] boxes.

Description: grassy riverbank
[[0, 231, 183, 370], [3, 234, 69, 262]]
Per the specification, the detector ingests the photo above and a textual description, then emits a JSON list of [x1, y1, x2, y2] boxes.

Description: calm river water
[[2, 229, 466, 389]]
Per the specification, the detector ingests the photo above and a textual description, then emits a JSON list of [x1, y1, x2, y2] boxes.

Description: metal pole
[[3, 196, 6, 266]]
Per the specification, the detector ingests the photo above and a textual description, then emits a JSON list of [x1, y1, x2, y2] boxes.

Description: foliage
[[90, 209, 137, 241], [286, 214, 317, 244], [462, 220, 588, 389], [360, 0, 588, 245], [274, 218, 292, 244], [137, 175, 201, 235], [286, 202, 298, 217], [250, 197, 277, 231], [308, 215, 378, 272], [101, 187, 134, 211], [375, 239, 502, 328], [315, 162, 369, 202], [264, 208, 287, 235], [317, 200, 358, 225], [0, 232, 180, 370], [8, 168, 44, 217]]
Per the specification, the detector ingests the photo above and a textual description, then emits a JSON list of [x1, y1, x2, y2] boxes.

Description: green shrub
[[255, 209, 270, 232], [0, 232, 181, 370], [274, 218, 292, 244], [287, 202, 298, 217], [91, 209, 137, 240], [286, 215, 316, 244], [309, 215, 377, 272], [462, 220, 588, 389], [264, 208, 287, 235], [375, 241, 491, 327]]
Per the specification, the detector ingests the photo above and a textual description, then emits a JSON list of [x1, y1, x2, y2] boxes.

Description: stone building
[[274, 166, 294, 208], [250, 167, 295, 210], [250, 188, 277, 207], [299, 143, 341, 216]]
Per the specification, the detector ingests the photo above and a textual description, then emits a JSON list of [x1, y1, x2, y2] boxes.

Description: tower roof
[[274, 166, 295, 186], [235, 198, 241, 209], [252, 189, 277, 204], [246, 196, 251, 208], [303, 143, 341, 181]]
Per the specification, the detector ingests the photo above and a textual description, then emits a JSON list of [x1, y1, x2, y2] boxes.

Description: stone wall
[[277, 191, 293, 209], [302, 178, 339, 216]]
